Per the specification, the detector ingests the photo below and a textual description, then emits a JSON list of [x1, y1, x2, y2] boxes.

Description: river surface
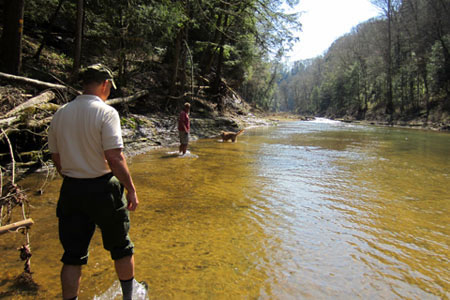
[[1, 118, 449, 299]]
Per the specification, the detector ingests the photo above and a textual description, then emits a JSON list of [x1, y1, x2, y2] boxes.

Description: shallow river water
[[1, 118, 449, 299]]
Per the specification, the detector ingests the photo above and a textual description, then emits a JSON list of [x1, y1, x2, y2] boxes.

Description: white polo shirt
[[48, 94, 123, 178]]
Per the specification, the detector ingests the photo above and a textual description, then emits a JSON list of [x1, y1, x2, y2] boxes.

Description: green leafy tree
[[276, 0, 450, 122]]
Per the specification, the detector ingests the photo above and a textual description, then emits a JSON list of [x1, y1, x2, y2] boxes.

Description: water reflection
[[0, 120, 449, 299]]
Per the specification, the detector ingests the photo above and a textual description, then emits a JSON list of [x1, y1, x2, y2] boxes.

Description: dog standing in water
[[221, 129, 244, 142]]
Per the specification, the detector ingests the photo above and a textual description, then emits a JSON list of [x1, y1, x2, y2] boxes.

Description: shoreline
[[122, 112, 450, 158], [333, 118, 450, 132], [121, 112, 276, 158]]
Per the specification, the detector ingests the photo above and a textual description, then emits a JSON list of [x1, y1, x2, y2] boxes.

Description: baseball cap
[[82, 63, 117, 89]]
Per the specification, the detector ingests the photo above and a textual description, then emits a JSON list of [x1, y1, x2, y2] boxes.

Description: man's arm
[[104, 148, 139, 211], [51, 153, 63, 176]]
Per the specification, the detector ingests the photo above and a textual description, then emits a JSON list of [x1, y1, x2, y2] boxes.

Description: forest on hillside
[[0, 0, 302, 174], [2, 0, 449, 124], [0, 0, 300, 111], [276, 0, 450, 126]]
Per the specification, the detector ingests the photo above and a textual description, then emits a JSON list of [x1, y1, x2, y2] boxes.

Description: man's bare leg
[[61, 264, 82, 299], [115, 255, 135, 299], [115, 255, 134, 280]]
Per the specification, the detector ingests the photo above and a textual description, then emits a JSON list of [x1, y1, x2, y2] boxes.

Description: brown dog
[[221, 129, 244, 142]]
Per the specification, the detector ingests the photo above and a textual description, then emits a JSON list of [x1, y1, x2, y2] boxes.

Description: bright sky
[[285, 0, 380, 62]]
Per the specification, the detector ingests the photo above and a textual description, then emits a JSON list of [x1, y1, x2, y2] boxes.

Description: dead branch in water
[[0, 129, 34, 278], [0, 218, 34, 235], [1, 129, 16, 183]]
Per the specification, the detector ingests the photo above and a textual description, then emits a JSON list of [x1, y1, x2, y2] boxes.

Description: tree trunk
[[33, 0, 65, 62], [72, 0, 84, 78], [117, 6, 128, 86], [0, 0, 25, 75], [169, 28, 184, 98], [179, 45, 187, 99], [201, 12, 223, 75], [213, 14, 228, 114], [385, 0, 394, 119]]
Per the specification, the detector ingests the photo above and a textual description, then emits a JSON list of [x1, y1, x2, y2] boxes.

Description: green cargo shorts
[[56, 173, 134, 265]]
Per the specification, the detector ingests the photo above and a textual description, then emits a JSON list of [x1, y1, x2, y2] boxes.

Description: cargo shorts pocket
[[108, 176, 129, 220], [96, 176, 133, 257]]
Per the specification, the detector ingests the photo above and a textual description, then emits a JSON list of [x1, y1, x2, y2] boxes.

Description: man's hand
[[126, 190, 139, 211]]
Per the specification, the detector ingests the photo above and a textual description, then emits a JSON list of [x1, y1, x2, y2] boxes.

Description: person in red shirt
[[178, 102, 190, 155]]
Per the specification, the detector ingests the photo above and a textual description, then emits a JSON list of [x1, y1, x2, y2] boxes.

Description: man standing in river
[[48, 63, 139, 300], [178, 102, 191, 155]]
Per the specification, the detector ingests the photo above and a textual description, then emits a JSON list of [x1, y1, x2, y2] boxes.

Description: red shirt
[[178, 110, 190, 132]]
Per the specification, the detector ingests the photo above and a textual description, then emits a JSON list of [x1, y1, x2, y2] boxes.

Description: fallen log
[[18, 150, 47, 160], [0, 72, 68, 90], [26, 65, 82, 95], [15, 161, 40, 167], [4, 91, 56, 118], [106, 90, 149, 106], [0, 116, 20, 127], [0, 218, 34, 235], [26, 116, 53, 129], [36, 102, 60, 112]]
